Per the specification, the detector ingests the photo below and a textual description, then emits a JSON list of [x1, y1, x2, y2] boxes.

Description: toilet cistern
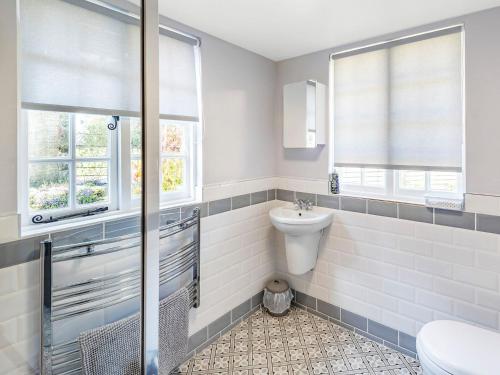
[[269, 200, 333, 275]]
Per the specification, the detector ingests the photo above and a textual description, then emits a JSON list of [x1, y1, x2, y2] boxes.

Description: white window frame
[[337, 167, 463, 204], [20, 109, 119, 226], [159, 119, 195, 202]]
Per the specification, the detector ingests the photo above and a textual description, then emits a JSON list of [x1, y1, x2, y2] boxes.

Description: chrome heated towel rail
[[40, 208, 201, 375]]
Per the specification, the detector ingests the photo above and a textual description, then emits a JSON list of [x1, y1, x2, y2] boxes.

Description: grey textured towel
[[79, 288, 189, 375]]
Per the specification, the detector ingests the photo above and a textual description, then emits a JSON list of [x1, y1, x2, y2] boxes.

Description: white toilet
[[417, 320, 500, 375]]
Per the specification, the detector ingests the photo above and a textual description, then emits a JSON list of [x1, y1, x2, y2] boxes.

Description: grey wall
[[0, 0, 19, 216], [200, 35, 276, 184], [158, 15, 278, 186], [275, 7, 500, 197]]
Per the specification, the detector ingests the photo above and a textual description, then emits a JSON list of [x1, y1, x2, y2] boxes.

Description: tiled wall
[[189, 196, 277, 335], [3, 175, 500, 373], [274, 187, 500, 352], [0, 261, 39, 374], [0, 185, 277, 374]]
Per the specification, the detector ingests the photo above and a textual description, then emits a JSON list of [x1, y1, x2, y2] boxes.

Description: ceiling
[[159, 0, 500, 61]]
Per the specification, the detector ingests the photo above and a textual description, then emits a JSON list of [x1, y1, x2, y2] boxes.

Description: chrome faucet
[[294, 198, 313, 210]]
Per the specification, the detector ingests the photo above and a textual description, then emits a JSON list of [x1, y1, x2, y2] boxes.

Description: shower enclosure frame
[[140, 1, 161, 374]]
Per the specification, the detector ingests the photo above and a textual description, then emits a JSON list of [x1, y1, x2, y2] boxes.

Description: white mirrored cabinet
[[283, 79, 326, 148]]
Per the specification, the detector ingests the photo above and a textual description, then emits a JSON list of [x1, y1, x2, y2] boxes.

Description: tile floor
[[178, 307, 421, 375]]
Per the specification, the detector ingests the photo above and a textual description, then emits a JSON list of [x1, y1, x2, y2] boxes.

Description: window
[[331, 26, 464, 203], [19, 0, 202, 225], [25, 111, 117, 216], [337, 168, 462, 203]]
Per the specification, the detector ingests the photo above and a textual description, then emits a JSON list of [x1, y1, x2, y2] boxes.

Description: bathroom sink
[[269, 205, 333, 275], [269, 206, 333, 235]]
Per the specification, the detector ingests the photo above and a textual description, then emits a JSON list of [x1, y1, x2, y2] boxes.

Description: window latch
[[32, 207, 109, 224], [107, 115, 120, 130]]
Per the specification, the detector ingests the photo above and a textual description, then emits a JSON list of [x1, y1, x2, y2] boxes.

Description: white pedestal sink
[[269, 205, 333, 275]]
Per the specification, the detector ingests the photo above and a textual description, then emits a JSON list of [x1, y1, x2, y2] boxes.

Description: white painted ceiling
[[159, 0, 500, 61]]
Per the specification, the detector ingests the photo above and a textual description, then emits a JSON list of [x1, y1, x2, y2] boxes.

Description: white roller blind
[[159, 34, 199, 118], [21, 0, 141, 114], [333, 28, 463, 172], [21, 0, 199, 118]]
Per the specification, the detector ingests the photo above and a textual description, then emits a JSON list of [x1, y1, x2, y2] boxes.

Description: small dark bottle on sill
[[329, 171, 340, 194]]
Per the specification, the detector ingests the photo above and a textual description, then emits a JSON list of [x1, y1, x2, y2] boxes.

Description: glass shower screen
[[21, 0, 162, 373]]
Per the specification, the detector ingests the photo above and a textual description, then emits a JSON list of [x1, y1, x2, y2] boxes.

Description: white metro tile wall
[[189, 200, 277, 334], [275, 202, 500, 337], [0, 199, 277, 374], [0, 261, 40, 375]]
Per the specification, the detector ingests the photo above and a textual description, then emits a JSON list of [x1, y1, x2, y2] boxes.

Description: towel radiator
[[40, 209, 201, 375]]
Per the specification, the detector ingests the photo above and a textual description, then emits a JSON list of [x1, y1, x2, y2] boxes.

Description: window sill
[[335, 191, 464, 208], [336, 191, 426, 206], [20, 197, 202, 239]]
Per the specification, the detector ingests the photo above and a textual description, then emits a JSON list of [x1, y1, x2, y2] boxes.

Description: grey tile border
[[306, 307, 329, 321], [4, 186, 500, 271], [354, 328, 384, 344], [104, 217, 140, 239], [476, 214, 500, 235], [208, 198, 231, 216], [331, 318, 355, 332], [207, 311, 231, 337], [187, 327, 208, 353], [317, 194, 339, 209], [231, 194, 250, 210], [295, 192, 316, 204], [399, 331, 417, 353], [232, 299, 251, 321], [317, 299, 340, 320], [0, 236, 45, 269], [367, 200, 397, 218], [160, 208, 181, 226], [340, 196, 367, 213], [434, 209, 475, 230], [251, 191, 267, 205], [295, 291, 316, 309], [368, 319, 398, 345], [180, 203, 208, 219], [52, 223, 104, 245], [398, 203, 434, 224], [341, 309, 367, 331], [267, 189, 276, 201], [276, 189, 294, 202], [251, 291, 264, 308]]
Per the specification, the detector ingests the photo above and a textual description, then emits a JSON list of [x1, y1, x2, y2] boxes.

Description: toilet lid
[[418, 320, 500, 375]]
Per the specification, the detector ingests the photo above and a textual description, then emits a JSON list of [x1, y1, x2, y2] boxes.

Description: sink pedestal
[[284, 232, 321, 274], [269, 205, 333, 276]]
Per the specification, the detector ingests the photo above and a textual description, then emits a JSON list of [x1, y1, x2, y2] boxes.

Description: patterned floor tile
[[177, 307, 420, 375]]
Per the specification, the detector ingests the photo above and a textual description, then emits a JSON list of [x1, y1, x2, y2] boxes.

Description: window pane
[[131, 159, 142, 197], [76, 161, 108, 205], [130, 118, 142, 157], [340, 167, 362, 185], [364, 169, 386, 187], [161, 158, 184, 193], [75, 114, 109, 158], [29, 162, 69, 211], [430, 172, 459, 193], [28, 110, 69, 159], [161, 123, 184, 154], [399, 170, 425, 190]]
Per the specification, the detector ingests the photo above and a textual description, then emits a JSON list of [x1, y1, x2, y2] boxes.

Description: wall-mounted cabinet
[[283, 80, 326, 148]]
